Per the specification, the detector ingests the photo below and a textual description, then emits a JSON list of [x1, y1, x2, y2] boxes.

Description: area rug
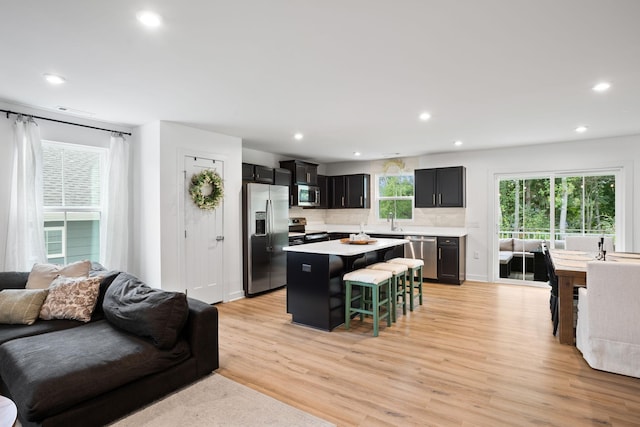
[[110, 374, 334, 427]]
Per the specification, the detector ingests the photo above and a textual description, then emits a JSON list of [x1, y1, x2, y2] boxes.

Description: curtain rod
[[1, 108, 132, 136]]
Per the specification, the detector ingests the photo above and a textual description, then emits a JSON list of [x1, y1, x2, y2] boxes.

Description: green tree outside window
[[377, 175, 414, 220]]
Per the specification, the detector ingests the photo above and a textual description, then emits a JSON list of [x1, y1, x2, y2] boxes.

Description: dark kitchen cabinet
[[254, 165, 274, 183], [242, 163, 274, 183], [279, 160, 318, 185], [437, 236, 466, 285], [330, 174, 370, 209], [273, 168, 292, 186], [317, 174, 330, 209], [242, 163, 254, 181], [415, 166, 465, 208]]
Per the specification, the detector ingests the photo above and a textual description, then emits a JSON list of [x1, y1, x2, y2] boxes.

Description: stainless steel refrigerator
[[243, 183, 289, 296]]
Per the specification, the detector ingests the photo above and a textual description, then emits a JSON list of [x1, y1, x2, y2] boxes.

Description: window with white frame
[[376, 173, 415, 221], [42, 141, 106, 264]]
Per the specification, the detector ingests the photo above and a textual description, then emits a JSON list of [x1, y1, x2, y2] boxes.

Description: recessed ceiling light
[[419, 112, 431, 121], [353, 152, 361, 156], [293, 133, 304, 141], [136, 11, 162, 28], [454, 140, 463, 146], [592, 82, 611, 92], [43, 73, 66, 85], [575, 126, 588, 133]]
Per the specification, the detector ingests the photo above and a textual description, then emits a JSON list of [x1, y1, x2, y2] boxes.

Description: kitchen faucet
[[387, 211, 398, 231]]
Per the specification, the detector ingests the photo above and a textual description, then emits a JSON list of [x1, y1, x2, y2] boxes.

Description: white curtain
[[100, 133, 130, 271], [5, 116, 46, 271]]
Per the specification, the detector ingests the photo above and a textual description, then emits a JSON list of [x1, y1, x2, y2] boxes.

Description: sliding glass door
[[497, 171, 617, 284], [498, 177, 550, 282], [554, 175, 615, 242]]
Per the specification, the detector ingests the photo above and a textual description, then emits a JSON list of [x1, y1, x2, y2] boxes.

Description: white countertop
[[319, 225, 467, 237], [283, 238, 408, 256]]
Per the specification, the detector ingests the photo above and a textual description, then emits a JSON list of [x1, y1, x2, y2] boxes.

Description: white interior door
[[183, 156, 224, 303]]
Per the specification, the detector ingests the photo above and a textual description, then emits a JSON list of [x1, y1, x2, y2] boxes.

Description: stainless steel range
[[288, 217, 329, 246]]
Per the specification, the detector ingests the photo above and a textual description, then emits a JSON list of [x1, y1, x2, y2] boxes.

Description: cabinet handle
[[341, 196, 345, 207], [360, 196, 363, 206], [290, 195, 293, 205], [307, 172, 310, 182], [438, 194, 442, 205], [432, 194, 435, 205], [439, 248, 441, 260]]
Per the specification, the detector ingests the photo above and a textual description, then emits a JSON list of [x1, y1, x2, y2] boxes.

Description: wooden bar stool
[[387, 258, 424, 311], [343, 269, 393, 336], [365, 262, 408, 321]]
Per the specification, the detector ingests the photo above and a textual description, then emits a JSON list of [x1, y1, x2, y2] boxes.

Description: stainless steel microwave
[[295, 184, 320, 207]]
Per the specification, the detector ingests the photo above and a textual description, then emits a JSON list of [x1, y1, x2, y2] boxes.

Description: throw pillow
[[0, 289, 49, 325], [39, 276, 102, 322], [103, 273, 189, 349], [26, 260, 92, 289]]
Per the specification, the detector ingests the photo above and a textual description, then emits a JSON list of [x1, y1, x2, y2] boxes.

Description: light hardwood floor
[[216, 282, 640, 426]]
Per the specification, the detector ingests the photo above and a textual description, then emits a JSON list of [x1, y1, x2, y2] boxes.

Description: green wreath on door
[[189, 169, 224, 210]]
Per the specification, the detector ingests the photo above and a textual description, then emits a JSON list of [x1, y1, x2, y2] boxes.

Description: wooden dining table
[[550, 249, 640, 345]]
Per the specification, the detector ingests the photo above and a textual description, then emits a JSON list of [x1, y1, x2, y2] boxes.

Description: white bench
[[499, 252, 513, 278]]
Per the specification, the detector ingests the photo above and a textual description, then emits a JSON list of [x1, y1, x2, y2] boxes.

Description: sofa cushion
[[89, 271, 121, 321], [0, 320, 191, 422], [26, 260, 91, 289], [39, 276, 101, 322], [0, 272, 30, 291], [103, 273, 189, 349], [499, 238, 513, 251], [0, 289, 49, 325], [0, 319, 83, 346], [513, 238, 542, 253]]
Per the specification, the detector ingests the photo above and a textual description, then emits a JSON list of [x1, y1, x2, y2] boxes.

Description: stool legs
[[407, 266, 423, 311], [344, 279, 391, 337], [397, 272, 407, 316]]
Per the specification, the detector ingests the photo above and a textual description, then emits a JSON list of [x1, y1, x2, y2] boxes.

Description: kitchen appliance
[[243, 183, 289, 296], [288, 217, 306, 246], [404, 235, 438, 280], [288, 217, 329, 245], [293, 184, 320, 207]]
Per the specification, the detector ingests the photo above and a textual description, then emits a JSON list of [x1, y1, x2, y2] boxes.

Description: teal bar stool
[[365, 262, 408, 322], [387, 258, 424, 311], [344, 269, 393, 337]]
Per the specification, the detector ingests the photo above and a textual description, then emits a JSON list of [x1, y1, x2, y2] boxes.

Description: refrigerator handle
[[265, 199, 271, 251], [267, 199, 274, 251]]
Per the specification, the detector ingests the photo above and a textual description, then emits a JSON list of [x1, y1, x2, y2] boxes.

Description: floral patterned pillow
[[39, 276, 102, 322]]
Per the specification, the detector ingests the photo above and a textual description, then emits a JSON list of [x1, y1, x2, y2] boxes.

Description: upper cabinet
[[273, 168, 292, 186], [330, 174, 370, 209], [279, 160, 318, 185], [317, 175, 330, 209], [415, 166, 465, 208], [242, 163, 274, 184]]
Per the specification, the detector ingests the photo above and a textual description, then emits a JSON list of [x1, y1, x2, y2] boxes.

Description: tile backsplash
[[289, 206, 465, 228]]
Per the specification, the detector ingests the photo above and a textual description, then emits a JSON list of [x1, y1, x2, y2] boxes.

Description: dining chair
[[541, 243, 579, 336]]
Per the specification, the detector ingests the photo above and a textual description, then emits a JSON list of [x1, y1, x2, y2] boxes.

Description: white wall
[[417, 134, 639, 282], [134, 121, 244, 300], [311, 134, 640, 283], [324, 157, 465, 228], [0, 101, 131, 270], [131, 122, 162, 285]]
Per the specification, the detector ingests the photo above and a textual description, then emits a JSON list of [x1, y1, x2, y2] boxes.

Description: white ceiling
[[1, 0, 640, 163]]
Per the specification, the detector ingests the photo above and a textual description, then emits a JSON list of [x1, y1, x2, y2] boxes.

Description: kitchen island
[[283, 238, 407, 330]]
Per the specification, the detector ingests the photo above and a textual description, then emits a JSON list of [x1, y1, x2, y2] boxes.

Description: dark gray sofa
[[0, 268, 219, 427]]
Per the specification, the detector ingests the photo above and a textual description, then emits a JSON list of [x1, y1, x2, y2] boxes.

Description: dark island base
[[286, 245, 403, 331]]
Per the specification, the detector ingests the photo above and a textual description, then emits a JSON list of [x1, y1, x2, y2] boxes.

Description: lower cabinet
[[437, 237, 466, 285]]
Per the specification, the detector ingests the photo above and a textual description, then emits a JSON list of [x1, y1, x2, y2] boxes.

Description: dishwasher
[[404, 235, 438, 280]]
